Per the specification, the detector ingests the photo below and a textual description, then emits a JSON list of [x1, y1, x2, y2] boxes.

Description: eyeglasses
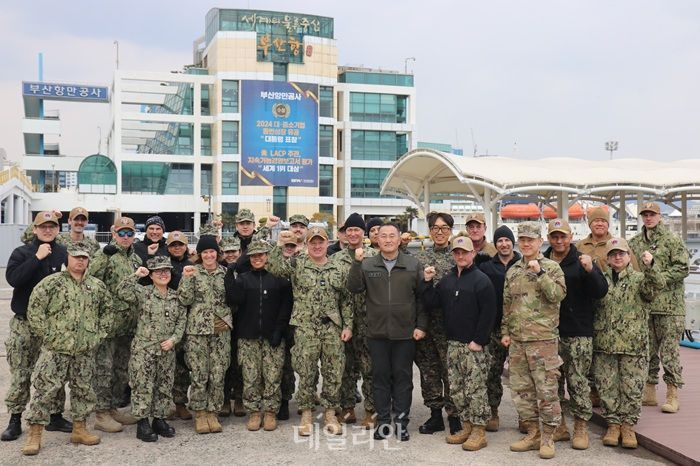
[[430, 226, 452, 233], [152, 269, 171, 275], [607, 251, 628, 258], [117, 230, 135, 238], [36, 224, 58, 230]]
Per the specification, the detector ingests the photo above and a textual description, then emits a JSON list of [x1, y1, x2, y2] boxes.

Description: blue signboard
[[22, 81, 109, 102], [241, 80, 318, 187]]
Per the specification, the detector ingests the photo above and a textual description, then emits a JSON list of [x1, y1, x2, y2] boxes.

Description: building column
[[6, 194, 14, 225], [681, 193, 688, 241], [557, 191, 568, 222]]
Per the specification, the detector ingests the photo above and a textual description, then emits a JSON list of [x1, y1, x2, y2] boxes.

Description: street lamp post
[[605, 140, 618, 160], [404, 57, 416, 74]]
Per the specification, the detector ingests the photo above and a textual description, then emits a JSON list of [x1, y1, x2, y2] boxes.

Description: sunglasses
[[117, 230, 135, 238]]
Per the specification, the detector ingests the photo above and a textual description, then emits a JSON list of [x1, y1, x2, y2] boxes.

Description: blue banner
[[22, 81, 109, 102], [241, 80, 319, 187]]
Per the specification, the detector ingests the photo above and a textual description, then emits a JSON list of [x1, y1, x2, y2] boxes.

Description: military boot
[[642, 383, 658, 406], [518, 418, 528, 434], [446, 421, 472, 445], [539, 424, 556, 459], [1, 413, 22, 441], [620, 423, 638, 449], [298, 409, 313, 437], [447, 416, 462, 435], [602, 423, 620, 446], [219, 399, 232, 417], [324, 408, 342, 435], [70, 420, 100, 446], [661, 385, 680, 413], [207, 412, 222, 433], [136, 418, 158, 442], [485, 407, 499, 432], [510, 421, 541, 452], [247, 412, 262, 431], [462, 425, 487, 451], [152, 418, 175, 437], [572, 417, 589, 450], [45, 413, 73, 432], [174, 404, 192, 420], [276, 400, 289, 421], [233, 399, 246, 417], [337, 407, 356, 424], [194, 411, 209, 434], [361, 410, 375, 430], [418, 408, 445, 434], [21, 424, 43, 456], [111, 408, 138, 425], [263, 411, 277, 431], [553, 416, 570, 442], [94, 410, 123, 433]]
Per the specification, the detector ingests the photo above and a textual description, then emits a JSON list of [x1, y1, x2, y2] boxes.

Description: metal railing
[[0, 166, 33, 191]]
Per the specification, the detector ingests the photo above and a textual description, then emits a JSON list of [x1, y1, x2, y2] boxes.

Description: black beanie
[[365, 217, 383, 236], [344, 212, 366, 231], [196, 235, 220, 254], [493, 225, 515, 245], [146, 215, 166, 230]]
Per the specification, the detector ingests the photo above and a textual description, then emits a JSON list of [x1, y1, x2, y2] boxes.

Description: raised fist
[[528, 260, 541, 274], [579, 254, 593, 273], [424, 266, 436, 282], [36, 243, 52, 260], [354, 247, 364, 262], [641, 250, 653, 266], [135, 267, 150, 278], [182, 265, 196, 277], [147, 243, 159, 256], [267, 215, 281, 228]]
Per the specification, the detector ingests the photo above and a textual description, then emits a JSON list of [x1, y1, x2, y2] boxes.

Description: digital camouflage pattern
[[593, 353, 647, 425], [178, 264, 231, 333], [185, 332, 230, 412], [198, 223, 219, 238], [292, 325, 345, 410], [281, 346, 295, 402], [502, 253, 566, 341], [486, 333, 508, 410], [238, 338, 286, 413], [94, 335, 132, 411], [509, 339, 562, 426], [576, 232, 640, 273], [128, 345, 176, 418], [220, 237, 241, 252], [648, 315, 685, 386], [447, 341, 490, 426], [558, 336, 593, 420], [57, 232, 101, 257]]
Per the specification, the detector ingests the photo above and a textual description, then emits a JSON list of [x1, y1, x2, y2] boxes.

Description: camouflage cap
[[517, 221, 541, 239], [639, 202, 661, 215], [69, 207, 89, 220], [247, 240, 271, 255], [235, 209, 255, 223], [587, 206, 609, 226], [198, 223, 219, 237], [606, 237, 630, 255], [220, 237, 241, 252], [465, 213, 486, 225], [451, 236, 474, 252], [306, 226, 329, 241], [547, 218, 571, 235], [113, 216, 135, 231], [278, 230, 298, 246], [33, 211, 60, 226], [147, 256, 173, 270], [288, 214, 309, 226], [166, 230, 188, 246], [67, 242, 90, 257]]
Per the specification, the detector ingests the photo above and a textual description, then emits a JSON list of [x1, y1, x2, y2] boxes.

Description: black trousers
[[368, 338, 415, 428]]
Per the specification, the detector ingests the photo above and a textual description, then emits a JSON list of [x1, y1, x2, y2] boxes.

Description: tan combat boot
[[361, 410, 375, 429], [642, 383, 657, 406], [510, 421, 541, 452], [539, 424, 556, 459], [661, 385, 679, 413], [517, 418, 528, 434], [94, 410, 123, 433], [485, 407, 499, 432], [462, 424, 487, 451], [247, 412, 262, 431], [207, 412, 222, 433], [298, 409, 313, 436], [174, 404, 192, 420], [233, 399, 246, 417], [194, 410, 209, 434], [620, 423, 637, 448], [110, 408, 138, 426], [70, 420, 100, 445], [263, 411, 277, 431], [602, 423, 620, 446], [571, 417, 589, 450], [337, 407, 356, 424], [553, 416, 570, 442], [446, 421, 472, 444], [324, 408, 342, 435], [21, 424, 43, 456]]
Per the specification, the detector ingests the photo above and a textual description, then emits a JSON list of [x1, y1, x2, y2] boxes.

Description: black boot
[[152, 418, 175, 438], [447, 415, 461, 435], [396, 423, 410, 442], [136, 418, 158, 442], [277, 400, 290, 421], [418, 408, 444, 434], [1, 413, 22, 441], [354, 387, 363, 404], [45, 413, 73, 432]]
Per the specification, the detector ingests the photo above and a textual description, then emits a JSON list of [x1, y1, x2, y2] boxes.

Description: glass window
[[222, 121, 239, 154], [319, 125, 333, 158], [273, 186, 287, 219], [201, 164, 212, 196], [351, 131, 405, 161], [273, 63, 288, 82], [122, 162, 193, 195], [201, 124, 212, 156], [349, 92, 408, 123], [319, 86, 333, 118], [78, 154, 117, 194], [319, 164, 333, 197], [319, 203, 333, 214], [201, 84, 210, 116], [222, 162, 239, 195], [222, 80, 239, 113], [350, 168, 391, 198]]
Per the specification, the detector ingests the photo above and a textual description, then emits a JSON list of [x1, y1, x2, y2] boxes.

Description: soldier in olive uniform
[[21, 242, 111, 455], [87, 216, 143, 432], [629, 202, 689, 413], [20, 208, 99, 257], [502, 222, 566, 459], [594, 238, 661, 449], [118, 257, 187, 442]]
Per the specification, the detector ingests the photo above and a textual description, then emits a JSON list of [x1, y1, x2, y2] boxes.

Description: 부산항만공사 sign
[[241, 80, 319, 187]]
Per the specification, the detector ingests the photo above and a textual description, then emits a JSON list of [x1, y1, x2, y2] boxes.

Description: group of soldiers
[[1, 201, 688, 459]]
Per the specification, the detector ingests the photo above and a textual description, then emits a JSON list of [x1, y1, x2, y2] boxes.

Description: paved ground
[[0, 270, 669, 465]]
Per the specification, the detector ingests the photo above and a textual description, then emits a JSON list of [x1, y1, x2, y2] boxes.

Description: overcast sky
[[2, 0, 700, 162]]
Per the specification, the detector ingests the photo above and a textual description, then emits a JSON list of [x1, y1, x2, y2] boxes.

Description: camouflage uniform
[[87, 243, 142, 411], [267, 246, 351, 411], [25, 269, 111, 424], [593, 263, 663, 425], [118, 268, 186, 419], [332, 246, 378, 412], [629, 221, 688, 388], [178, 264, 231, 412], [503, 253, 566, 426], [414, 245, 455, 414], [576, 232, 640, 273], [447, 341, 490, 426], [57, 233, 101, 257], [238, 340, 286, 413]]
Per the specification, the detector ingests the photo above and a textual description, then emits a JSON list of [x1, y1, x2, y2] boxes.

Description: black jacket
[[225, 268, 293, 342], [423, 265, 497, 345], [232, 232, 255, 275], [327, 241, 343, 256], [6, 238, 68, 317], [133, 236, 168, 263], [543, 244, 608, 337], [478, 251, 521, 332], [168, 254, 192, 290]]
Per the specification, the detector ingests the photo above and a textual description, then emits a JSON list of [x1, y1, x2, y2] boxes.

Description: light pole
[[404, 57, 416, 74], [114, 40, 119, 69], [605, 140, 618, 160], [201, 195, 212, 223]]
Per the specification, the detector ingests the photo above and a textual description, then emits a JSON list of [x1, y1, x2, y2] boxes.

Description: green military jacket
[[267, 246, 351, 330], [415, 245, 454, 283], [27, 271, 111, 355], [178, 264, 230, 335], [628, 222, 688, 316], [332, 245, 377, 331], [118, 274, 186, 351], [502, 253, 567, 342], [594, 264, 664, 356]]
